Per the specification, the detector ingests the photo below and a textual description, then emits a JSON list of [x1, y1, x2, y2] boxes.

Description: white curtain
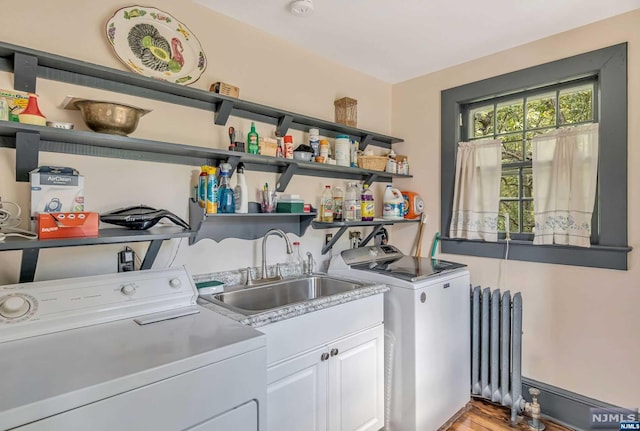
[[532, 123, 599, 247], [450, 139, 502, 242]]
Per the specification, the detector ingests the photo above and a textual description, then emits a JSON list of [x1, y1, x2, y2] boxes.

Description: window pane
[[522, 168, 533, 198], [500, 170, 519, 199], [499, 200, 519, 233], [496, 100, 523, 133], [559, 84, 593, 124], [500, 133, 524, 162], [522, 200, 535, 233], [526, 92, 556, 129], [469, 105, 494, 137]]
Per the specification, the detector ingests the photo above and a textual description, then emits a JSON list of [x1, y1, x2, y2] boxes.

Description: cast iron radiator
[[471, 286, 524, 422]]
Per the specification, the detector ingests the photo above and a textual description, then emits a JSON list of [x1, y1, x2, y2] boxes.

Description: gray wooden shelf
[[312, 218, 421, 254], [0, 41, 402, 149], [0, 227, 193, 283]]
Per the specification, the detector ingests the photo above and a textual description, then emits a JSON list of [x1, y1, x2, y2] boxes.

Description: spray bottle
[[198, 166, 208, 208], [234, 163, 249, 214]]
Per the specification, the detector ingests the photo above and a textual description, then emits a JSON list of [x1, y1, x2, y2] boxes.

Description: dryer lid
[[351, 256, 466, 282]]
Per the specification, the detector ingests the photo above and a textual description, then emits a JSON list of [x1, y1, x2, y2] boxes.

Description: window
[[440, 43, 630, 270]]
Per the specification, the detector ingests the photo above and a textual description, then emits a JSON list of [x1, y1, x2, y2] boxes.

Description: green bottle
[[247, 122, 259, 154]]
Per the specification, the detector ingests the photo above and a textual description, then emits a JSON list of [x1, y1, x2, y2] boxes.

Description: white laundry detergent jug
[[383, 185, 404, 220]]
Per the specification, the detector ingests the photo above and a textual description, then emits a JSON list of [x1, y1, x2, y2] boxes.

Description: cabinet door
[[327, 324, 384, 431], [267, 346, 328, 431]]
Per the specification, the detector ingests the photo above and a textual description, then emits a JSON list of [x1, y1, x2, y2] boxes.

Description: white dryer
[[0, 266, 266, 431], [329, 245, 470, 431]]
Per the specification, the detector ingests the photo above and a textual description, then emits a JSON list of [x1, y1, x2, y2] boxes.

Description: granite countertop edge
[[198, 282, 388, 328]]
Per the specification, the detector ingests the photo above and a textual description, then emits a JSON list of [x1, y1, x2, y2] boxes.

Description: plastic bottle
[[320, 185, 334, 222], [361, 184, 375, 221], [217, 163, 235, 213], [335, 134, 350, 167], [350, 139, 359, 168], [205, 166, 218, 214], [319, 139, 329, 162], [289, 241, 305, 275], [309, 128, 320, 157], [333, 186, 344, 221], [345, 182, 361, 222], [383, 185, 404, 220], [284, 135, 294, 159], [198, 165, 207, 208], [386, 149, 397, 174], [247, 122, 259, 155], [233, 163, 248, 214]]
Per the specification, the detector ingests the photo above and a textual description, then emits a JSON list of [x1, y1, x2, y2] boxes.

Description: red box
[[36, 212, 99, 239]]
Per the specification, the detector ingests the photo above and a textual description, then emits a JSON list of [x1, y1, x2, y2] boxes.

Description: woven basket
[[334, 97, 357, 127], [358, 155, 387, 171]]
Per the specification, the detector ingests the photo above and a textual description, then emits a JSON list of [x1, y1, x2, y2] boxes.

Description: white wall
[[0, 0, 392, 282], [392, 10, 640, 409]]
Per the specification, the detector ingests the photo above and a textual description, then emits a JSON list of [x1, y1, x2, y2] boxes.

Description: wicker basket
[[357, 155, 387, 171], [334, 97, 357, 127]]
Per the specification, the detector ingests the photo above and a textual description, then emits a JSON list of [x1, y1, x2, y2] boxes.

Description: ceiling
[[195, 0, 640, 83]]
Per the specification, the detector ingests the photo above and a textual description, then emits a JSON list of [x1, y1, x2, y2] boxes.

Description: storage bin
[[357, 155, 387, 171]]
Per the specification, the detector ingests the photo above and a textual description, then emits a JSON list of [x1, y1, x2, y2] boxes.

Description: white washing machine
[[329, 245, 470, 431], [0, 266, 266, 431]]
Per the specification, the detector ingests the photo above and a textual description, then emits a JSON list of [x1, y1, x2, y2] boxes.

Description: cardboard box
[[36, 212, 99, 239], [0, 89, 29, 121], [210, 82, 240, 98], [30, 166, 85, 219]]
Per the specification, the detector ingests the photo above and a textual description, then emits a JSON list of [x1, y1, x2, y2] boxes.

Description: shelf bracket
[[225, 155, 242, 176], [140, 239, 163, 270], [360, 224, 385, 247], [214, 99, 234, 125], [321, 226, 348, 255], [15, 131, 40, 182], [19, 248, 39, 283], [13, 52, 38, 93], [359, 134, 373, 151], [276, 115, 294, 137], [276, 163, 298, 192], [363, 173, 378, 188]]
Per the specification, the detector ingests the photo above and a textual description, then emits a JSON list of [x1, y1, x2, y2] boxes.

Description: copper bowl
[[74, 100, 150, 136]]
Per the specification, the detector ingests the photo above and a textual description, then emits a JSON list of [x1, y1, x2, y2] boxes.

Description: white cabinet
[[260, 294, 384, 431]]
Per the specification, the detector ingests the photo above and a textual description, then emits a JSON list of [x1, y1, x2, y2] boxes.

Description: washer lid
[[351, 256, 466, 282]]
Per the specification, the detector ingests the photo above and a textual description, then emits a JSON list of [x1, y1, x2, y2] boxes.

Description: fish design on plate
[[106, 6, 207, 86]]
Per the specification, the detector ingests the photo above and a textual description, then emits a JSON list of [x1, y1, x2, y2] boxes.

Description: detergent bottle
[[383, 185, 404, 220]]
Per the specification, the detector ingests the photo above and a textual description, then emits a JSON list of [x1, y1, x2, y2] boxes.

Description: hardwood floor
[[444, 398, 574, 431]]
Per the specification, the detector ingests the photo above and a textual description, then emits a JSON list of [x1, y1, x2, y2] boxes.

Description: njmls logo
[[590, 408, 638, 429]]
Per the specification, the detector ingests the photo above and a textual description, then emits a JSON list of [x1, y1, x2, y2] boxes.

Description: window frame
[[440, 43, 630, 270]]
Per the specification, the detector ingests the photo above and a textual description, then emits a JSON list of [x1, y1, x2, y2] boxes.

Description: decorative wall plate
[[106, 5, 207, 86]]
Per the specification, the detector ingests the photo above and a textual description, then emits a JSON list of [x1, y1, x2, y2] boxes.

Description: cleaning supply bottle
[[198, 165, 208, 208], [217, 163, 235, 213], [320, 185, 334, 222], [383, 185, 404, 220], [361, 184, 375, 221], [234, 163, 248, 214], [247, 122, 259, 155], [205, 166, 218, 214], [344, 182, 357, 222], [333, 186, 344, 221]]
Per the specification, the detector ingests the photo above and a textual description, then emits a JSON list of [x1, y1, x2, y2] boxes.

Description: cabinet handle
[[330, 348, 339, 356], [321, 352, 330, 361]]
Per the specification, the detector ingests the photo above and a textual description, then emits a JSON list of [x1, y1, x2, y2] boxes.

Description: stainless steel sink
[[205, 275, 366, 316]]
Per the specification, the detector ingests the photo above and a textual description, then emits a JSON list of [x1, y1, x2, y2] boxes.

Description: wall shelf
[[312, 218, 420, 254], [0, 227, 193, 283], [189, 200, 316, 244]]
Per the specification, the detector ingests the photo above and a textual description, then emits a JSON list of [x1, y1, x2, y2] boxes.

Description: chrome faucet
[[306, 251, 315, 275], [246, 229, 293, 286]]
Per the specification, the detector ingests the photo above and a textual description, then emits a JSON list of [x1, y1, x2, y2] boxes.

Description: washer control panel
[[340, 245, 404, 265], [0, 267, 197, 343]]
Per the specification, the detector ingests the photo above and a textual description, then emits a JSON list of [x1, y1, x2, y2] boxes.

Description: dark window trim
[[440, 43, 631, 270]]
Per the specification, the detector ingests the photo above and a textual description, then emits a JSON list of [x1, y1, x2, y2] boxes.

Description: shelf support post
[[276, 164, 298, 192], [214, 99, 234, 125], [360, 224, 385, 247], [359, 134, 373, 151], [15, 132, 40, 182], [321, 226, 348, 255], [140, 239, 163, 270], [363, 173, 378, 188], [14, 52, 38, 93], [19, 248, 39, 283], [276, 115, 294, 137]]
